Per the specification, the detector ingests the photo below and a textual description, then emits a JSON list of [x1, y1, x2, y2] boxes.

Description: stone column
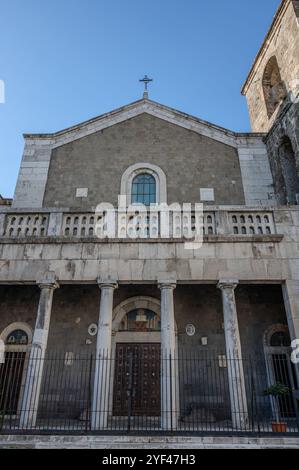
[[20, 272, 59, 428], [159, 279, 177, 430], [282, 280, 299, 380], [91, 278, 118, 430], [47, 212, 63, 236], [217, 280, 248, 430]]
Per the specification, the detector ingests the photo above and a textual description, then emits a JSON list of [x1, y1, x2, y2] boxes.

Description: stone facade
[[0, 0, 299, 435], [12, 100, 274, 209]]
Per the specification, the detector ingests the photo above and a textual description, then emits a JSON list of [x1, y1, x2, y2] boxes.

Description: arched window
[[263, 325, 296, 419], [262, 56, 287, 118], [279, 137, 299, 205], [120, 163, 167, 205], [0, 323, 32, 416], [5, 329, 28, 345], [270, 330, 290, 347], [131, 173, 157, 205]]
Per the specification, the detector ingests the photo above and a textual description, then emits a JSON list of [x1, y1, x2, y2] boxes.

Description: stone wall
[[12, 140, 53, 209], [0, 285, 39, 334], [42, 114, 245, 208], [237, 145, 275, 205], [0, 284, 287, 356], [265, 101, 299, 204], [0, 207, 298, 285], [236, 284, 287, 355]]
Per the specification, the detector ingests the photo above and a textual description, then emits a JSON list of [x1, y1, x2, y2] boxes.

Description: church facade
[[0, 0, 299, 435]]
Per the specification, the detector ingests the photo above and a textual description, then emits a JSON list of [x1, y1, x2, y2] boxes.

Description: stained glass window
[[5, 330, 28, 345], [120, 309, 161, 332], [131, 174, 156, 205]]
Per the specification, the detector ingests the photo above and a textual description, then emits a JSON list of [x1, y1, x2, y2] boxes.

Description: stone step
[[0, 434, 299, 449]]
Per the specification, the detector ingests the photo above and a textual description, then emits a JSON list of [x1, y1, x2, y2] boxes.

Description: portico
[[1, 269, 296, 432]]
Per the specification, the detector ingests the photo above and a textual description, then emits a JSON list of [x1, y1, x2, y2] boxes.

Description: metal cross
[[139, 75, 153, 95]]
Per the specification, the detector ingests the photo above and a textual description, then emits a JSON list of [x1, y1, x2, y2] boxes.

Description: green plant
[[264, 382, 290, 398], [264, 382, 291, 423]]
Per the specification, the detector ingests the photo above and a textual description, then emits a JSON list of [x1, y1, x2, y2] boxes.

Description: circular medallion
[[185, 324, 196, 337], [88, 323, 98, 336]]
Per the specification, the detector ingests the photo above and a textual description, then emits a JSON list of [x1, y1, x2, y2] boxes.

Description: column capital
[[97, 277, 118, 290], [36, 271, 59, 290], [217, 279, 239, 291], [158, 279, 177, 290]]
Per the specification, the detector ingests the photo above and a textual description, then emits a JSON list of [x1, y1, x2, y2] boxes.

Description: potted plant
[[264, 382, 290, 432]]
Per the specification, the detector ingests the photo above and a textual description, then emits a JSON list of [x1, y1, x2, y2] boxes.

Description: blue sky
[[0, 0, 281, 197]]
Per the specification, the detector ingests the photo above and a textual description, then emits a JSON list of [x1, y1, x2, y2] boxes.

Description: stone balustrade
[[62, 214, 97, 237], [1, 213, 49, 238], [229, 211, 275, 236], [62, 210, 217, 239], [0, 209, 277, 239]]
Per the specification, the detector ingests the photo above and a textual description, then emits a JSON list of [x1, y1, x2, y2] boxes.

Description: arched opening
[[264, 325, 298, 420], [0, 323, 32, 416], [111, 297, 163, 418], [262, 56, 287, 118], [279, 137, 299, 205], [119, 309, 161, 332]]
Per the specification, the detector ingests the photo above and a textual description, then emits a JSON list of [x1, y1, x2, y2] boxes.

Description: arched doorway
[[279, 137, 299, 205], [0, 323, 32, 416], [264, 324, 298, 420], [111, 297, 162, 418]]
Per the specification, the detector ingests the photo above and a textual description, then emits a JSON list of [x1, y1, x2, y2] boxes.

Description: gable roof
[[23, 98, 265, 149]]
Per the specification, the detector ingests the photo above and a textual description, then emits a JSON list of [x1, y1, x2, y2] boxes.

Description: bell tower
[[242, 0, 299, 205]]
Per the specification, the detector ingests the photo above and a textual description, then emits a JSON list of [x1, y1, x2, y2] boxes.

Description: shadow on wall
[[278, 136, 299, 205]]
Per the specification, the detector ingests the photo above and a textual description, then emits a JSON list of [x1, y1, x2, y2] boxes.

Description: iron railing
[[0, 348, 298, 435]]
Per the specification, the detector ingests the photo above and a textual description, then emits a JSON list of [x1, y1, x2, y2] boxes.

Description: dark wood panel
[[113, 343, 161, 416]]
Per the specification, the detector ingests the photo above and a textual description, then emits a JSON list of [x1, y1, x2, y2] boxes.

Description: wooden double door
[[113, 343, 161, 416]]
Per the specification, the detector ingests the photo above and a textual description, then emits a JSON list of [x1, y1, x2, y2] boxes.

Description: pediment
[[24, 99, 240, 148]]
